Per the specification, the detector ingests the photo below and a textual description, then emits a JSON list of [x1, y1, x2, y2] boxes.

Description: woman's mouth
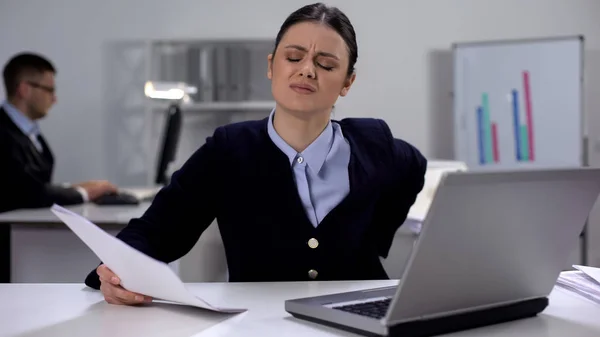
[[290, 84, 316, 94]]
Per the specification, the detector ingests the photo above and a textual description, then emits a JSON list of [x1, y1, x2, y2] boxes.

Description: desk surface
[[0, 202, 151, 225], [1, 281, 599, 337], [0, 202, 415, 234]]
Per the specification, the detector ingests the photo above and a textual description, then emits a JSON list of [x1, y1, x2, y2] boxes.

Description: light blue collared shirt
[[2, 100, 43, 152], [267, 109, 351, 227]]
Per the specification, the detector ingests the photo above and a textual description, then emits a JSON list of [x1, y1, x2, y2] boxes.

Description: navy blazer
[[85, 117, 426, 288]]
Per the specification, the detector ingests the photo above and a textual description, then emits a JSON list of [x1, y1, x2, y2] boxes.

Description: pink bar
[[523, 71, 534, 161], [492, 122, 500, 162]]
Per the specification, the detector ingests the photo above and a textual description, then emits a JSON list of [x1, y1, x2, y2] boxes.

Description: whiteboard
[[453, 36, 583, 171]]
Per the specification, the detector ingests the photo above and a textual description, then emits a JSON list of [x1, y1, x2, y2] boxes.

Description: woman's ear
[[340, 72, 356, 97], [267, 54, 273, 80]]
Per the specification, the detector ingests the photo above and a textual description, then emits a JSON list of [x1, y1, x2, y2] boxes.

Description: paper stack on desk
[[556, 265, 600, 304], [405, 161, 468, 234], [50, 204, 246, 313]]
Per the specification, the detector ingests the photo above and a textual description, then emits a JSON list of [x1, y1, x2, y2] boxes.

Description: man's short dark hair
[[2, 52, 56, 98]]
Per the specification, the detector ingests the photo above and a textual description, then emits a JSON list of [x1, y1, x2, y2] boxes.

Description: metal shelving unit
[[141, 39, 275, 184]]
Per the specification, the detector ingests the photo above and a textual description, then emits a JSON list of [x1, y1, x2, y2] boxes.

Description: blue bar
[[477, 106, 486, 165], [511, 89, 521, 161], [481, 93, 493, 164]]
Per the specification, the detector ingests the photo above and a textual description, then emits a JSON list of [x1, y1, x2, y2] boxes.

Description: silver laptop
[[285, 168, 600, 337]]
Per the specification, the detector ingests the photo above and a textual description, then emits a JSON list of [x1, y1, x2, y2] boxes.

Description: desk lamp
[[144, 81, 197, 102]]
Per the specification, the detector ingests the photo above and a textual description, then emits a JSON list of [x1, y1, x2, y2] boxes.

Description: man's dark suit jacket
[[85, 117, 427, 288], [0, 108, 83, 213]]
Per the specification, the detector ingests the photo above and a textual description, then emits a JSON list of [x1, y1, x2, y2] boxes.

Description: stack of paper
[[405, 161, 468, 234], [556, 265, 600, 304]]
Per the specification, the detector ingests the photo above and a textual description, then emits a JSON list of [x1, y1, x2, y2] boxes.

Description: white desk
[[0, 204, 418, 284], [0, 202, 151, 225], [1, 281, 600, 337], [0, 203, 151, 283]]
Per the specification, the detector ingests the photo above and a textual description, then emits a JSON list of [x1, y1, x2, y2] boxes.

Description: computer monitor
[[155, 103, 182, 185]]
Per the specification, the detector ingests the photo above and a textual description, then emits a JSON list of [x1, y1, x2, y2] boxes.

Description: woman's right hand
[[96, 264, 153, 305]]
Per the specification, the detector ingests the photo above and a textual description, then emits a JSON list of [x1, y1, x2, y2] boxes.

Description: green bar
[[520, 125, 529, 161], [482, 93, 493, 164]]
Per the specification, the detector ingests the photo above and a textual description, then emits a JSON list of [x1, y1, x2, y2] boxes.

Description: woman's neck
[[273, 107, 331, 153]]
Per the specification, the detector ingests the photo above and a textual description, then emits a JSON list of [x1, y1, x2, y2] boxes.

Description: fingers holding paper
[[97, 264, 153, 305]]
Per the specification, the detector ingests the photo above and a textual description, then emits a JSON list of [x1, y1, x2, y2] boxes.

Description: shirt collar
[[267, 108, 334, 174], [2, 100, 40, 136]]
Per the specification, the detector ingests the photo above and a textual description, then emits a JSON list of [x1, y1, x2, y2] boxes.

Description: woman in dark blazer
[[91, 2, 427, 305]]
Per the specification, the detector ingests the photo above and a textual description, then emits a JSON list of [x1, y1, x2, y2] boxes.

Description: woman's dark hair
[[273, 3, 358, 76]]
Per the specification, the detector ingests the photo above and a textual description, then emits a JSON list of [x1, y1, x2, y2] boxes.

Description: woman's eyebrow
[[284, 45, 339, 60]]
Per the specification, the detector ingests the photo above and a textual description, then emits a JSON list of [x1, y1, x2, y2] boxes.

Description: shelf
[[150, 100, 275, 112]]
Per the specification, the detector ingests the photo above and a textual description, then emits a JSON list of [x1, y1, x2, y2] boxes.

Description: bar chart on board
[[476, 71, 536, 166], [511, 71, 535, 163], [454, 37, 583, 171], [476, 93, 499, 165]]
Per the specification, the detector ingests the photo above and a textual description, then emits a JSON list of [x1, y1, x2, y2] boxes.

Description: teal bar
[[482, 93, 493, 164], [520, 125, 529, 161]]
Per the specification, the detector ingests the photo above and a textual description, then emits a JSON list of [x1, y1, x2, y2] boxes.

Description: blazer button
[[308, 269, 318, 279], [308, 238, 319, 249]]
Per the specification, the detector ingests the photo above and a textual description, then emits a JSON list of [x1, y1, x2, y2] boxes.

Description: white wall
[[2, 0, 600, 266]]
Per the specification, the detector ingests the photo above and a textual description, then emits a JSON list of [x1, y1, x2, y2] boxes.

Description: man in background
[[0, 52, 118, 213]]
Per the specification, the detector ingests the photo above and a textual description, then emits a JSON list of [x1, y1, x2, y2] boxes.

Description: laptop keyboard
[[332, 298, 391, 319]]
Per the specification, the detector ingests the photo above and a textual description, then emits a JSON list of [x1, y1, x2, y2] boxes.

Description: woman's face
[[268, 21, 355, 118]]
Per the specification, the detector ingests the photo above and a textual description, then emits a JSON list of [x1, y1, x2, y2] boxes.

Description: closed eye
[[287, 57, 334, 71], [319, 64, 334, 71]]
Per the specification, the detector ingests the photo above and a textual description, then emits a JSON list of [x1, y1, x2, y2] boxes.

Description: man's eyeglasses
[[27, 81, 55, 94]]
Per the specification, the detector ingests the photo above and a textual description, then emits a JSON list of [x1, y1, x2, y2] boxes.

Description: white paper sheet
[[557, 270, 600, 304], [573, 265, 600, 284], [50, 204, 246, 313], [406, 163, 468, 234]]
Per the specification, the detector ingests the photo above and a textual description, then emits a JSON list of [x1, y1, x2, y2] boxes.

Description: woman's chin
[[278, 101, 326, 116]]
